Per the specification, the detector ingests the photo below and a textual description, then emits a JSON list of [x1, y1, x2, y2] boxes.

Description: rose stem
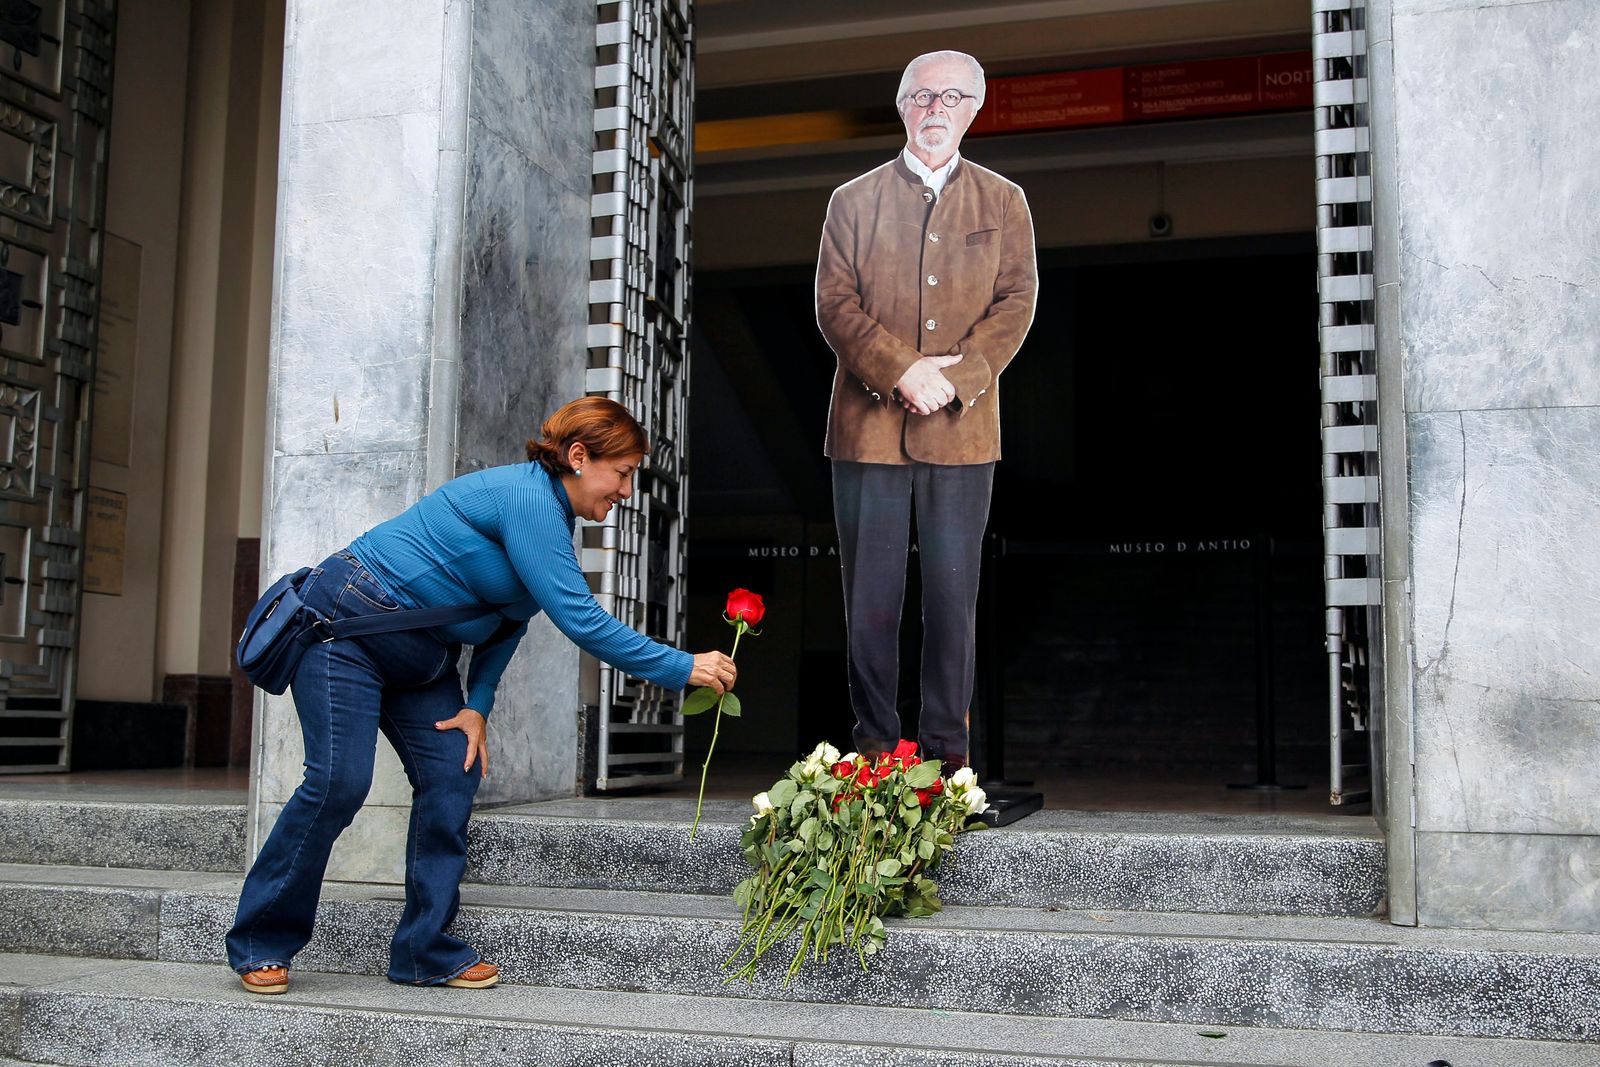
[[689, 621, 747, 840]]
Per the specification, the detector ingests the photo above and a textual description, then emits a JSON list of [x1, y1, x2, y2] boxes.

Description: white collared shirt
[[901, 147, 961, 200]]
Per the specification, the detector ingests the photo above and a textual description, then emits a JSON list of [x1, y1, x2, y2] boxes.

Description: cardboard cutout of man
[[816, 50, 1037, 770]]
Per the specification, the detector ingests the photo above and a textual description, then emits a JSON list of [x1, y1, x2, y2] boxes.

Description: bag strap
[[320, 601, 511, 640]]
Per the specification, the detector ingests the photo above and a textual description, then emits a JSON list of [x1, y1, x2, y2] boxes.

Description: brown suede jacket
[[815, 154, 1037, 465]]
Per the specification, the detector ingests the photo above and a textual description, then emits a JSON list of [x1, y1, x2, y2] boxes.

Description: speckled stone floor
[[0, 763, 1352, 816]]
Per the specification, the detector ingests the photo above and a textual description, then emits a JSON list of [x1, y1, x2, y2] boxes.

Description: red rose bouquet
[[726, 739, 989, 983], [683, 588, 765, 840]]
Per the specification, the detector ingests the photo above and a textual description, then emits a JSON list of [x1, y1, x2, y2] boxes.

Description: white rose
[[841, 752, 860, 765], [962, 786, 989, 815], [752, 791, 775, 815], [950, 767, 977, 789], [806, 741, 842, 766], [799, 759, 823, 782]]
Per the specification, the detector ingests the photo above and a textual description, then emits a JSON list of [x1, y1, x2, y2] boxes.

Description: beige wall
[[238, 2, 284, 539], [158, 0, 280, 679], [79, 0, 282, 698], [78, 0, 194, 702]]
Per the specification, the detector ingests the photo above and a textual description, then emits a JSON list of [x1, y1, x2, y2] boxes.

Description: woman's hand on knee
[[689, 652, 737, 695], [435, 707, 489, 777]]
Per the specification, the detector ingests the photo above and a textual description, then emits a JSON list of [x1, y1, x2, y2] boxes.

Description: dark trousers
[[831, 460, 994, 763]]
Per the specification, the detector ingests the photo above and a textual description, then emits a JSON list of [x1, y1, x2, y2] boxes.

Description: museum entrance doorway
[[684, 235, 1345, 813]]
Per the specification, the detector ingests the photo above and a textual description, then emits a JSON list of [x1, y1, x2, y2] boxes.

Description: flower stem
[[689, 623, 746, 841]]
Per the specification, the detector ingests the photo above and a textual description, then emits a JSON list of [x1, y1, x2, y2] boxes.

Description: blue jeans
[[226, 550, 483, 984]]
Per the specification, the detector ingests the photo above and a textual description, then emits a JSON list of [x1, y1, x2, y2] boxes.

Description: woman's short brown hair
[[526, 396, 649, 475]]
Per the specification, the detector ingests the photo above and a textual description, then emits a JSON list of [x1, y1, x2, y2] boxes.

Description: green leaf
[[817, 829, 835, 852], [720, 692, 742, 718], [876, 858, 902, 877], [680, 687, 719, 716], [732, 877, 756, 908], [903, 762, 941, 789], [1197, 1031, 1226, 1040], [904, 806, 922, 829], [790, 791, 816, 820], [798, 816, 818, 843], [917, 838, 935, 861], [768, 780, 798, 809]]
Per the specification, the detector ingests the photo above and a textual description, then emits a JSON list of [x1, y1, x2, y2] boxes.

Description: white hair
[[895, 51, 986, 112]]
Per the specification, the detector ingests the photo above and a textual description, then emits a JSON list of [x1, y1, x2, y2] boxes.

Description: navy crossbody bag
[[236, 568, 505, 695]]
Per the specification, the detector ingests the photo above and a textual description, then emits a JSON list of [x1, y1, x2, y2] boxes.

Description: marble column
[[251, 0, 593, 880], [1371, 0, 1600, 931]]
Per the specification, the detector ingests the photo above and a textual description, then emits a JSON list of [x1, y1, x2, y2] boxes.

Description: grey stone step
[[4, 953, 1596, 1067], [0, 864, 234, 960], [467, 799, 1387, 917], [0, 798, 244, 872], [0, 954, 148, 1064], [142, 877, 1600, 1043]]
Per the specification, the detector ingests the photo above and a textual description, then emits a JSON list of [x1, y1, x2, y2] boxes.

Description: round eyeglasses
[[908, 88, 975, 109]]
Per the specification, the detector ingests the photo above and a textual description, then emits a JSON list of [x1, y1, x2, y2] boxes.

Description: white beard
[[913, 118, 951, 153]]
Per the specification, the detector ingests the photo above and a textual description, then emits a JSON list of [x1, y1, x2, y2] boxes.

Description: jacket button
[[926, 275, 939, 286], [871, 392, 882, 401], [925, 319, 938, 331], [921, 191, 934, 203], [928, 232, 941, 243]]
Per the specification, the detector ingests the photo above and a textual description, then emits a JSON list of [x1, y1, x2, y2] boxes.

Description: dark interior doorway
[[684, 235, 1327, 798]]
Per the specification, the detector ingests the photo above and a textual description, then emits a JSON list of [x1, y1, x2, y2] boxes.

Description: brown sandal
[[241, 965, 288, 995], [443, 960, 498, 988]]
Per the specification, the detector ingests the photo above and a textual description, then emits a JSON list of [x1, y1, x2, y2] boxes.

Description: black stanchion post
[[982, 531, 1005, 782], [1230, 534, 1304, 792], [977, 533, 1043, 826]]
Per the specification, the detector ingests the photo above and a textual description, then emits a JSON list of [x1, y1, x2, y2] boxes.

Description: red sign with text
[[967, 52, 1313, 137]]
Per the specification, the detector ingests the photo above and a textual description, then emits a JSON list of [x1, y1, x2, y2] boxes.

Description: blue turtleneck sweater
[[349, 462, 692, 715]]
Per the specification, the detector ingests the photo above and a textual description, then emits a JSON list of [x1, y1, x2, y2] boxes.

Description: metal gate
[[582, 0, 694, 791], [0, 0, 115, 773], [1314, 0, 1382, 807]]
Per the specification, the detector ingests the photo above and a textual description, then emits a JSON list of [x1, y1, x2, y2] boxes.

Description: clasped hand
[[894, 353, 963, 415]]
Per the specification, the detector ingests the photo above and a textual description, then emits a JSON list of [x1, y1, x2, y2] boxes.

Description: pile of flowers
[[726, 740, 990, 983]]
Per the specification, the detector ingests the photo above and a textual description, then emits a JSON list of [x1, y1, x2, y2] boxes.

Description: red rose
[[725, 588, 765, 626], [932, 776, 945, 795], [891, 739, 919, 761], [832, 760, 854, 779], [915, 787, 934, 807], [854, 764, 878, 788]]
